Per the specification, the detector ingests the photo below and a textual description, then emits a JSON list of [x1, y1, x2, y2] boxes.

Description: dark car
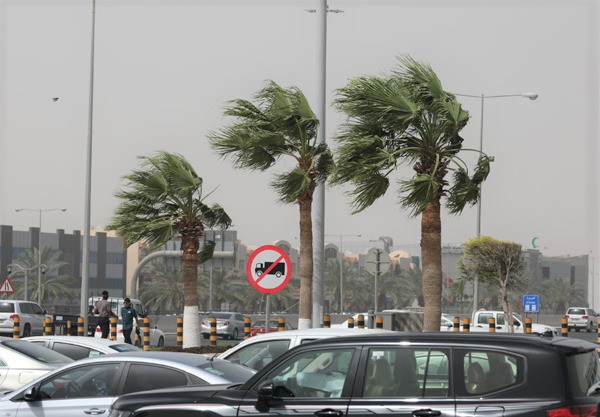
[[108, 332, 600, 417]]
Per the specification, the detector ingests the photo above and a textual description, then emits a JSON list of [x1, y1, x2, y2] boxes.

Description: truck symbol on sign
[[255, 262, 285, 278]]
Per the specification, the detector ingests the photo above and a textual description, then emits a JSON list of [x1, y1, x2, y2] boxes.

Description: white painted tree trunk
[[183, 305, 200, 348]]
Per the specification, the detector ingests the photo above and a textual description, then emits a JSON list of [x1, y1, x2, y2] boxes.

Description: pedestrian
[[121, 298, 139, 345], [93, 290, 117, 339]]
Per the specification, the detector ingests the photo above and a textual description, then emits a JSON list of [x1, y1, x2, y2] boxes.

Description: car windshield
[[197, 360, 256, 382], [207, 313, 232, 320], [568, 309, 587, 315], [566, 349, 600, 397], [0, 302, 15, 313], [2, 340, 74, 364]]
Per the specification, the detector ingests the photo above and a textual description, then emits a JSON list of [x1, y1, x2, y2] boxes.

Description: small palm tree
[[9, 247, 76, 305], [331, 56, 492, 330], [107, 151, 232, 347], [209, 81, 333, 329]]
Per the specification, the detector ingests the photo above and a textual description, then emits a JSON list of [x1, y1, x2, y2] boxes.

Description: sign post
[[365, 248, 391, 314], [0, 277, 15, 295], [247, 245, 292, 332], [523, 295, 540, 318]]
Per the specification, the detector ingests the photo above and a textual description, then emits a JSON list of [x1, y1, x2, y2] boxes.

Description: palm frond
[[398, 174, 440, 216], [272, 169, 312, 203], [347, 173, 390, 214]]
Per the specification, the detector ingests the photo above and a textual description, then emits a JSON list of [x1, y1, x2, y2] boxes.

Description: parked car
[[201, 312, 246, 340], [94, 319, 165, 347], [219, 328, 390, 370], [0, 300, 52, 337], [566, 307, 598, 332], [108, 332, 600, 417], [0, 336, 73, 390], [24, 335, 141, 360], [250, 319, 295, 337], [0, 351, 256, 416]]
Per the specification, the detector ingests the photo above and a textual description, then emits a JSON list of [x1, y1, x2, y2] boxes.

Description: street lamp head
[[522, 93, 538, 100]]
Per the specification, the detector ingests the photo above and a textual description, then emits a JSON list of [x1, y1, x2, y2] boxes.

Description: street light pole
[[8, 263, 48, 302], [453, 92, 538, 310], [326, 234, 361, 313], [15, 208, 66, 305]]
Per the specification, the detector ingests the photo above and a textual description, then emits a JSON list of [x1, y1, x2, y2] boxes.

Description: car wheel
[[232, 328, 239, 340], [157, 336, 164, 347]]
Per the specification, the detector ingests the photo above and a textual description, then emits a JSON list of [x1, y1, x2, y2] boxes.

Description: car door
[[238, 345, 359, 417], [348, 346, 455, 417], [13, 362, 123, 417], [28, 303, 46, 335]]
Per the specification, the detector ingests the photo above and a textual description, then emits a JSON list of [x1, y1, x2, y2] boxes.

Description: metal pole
[[339, 236, 343, 313], [374, 249, 380, 314], [473, 94, 484, 311], [24, 271, 28, 301], [81, 0, 96, 331], [38, 210, 42, 305], [209, 260, 213, 313], [265, 294, 271, 333]]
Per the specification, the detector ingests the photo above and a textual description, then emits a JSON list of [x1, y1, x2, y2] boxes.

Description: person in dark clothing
[[121, 298, 139, 345], [93, 290, 117, 339]]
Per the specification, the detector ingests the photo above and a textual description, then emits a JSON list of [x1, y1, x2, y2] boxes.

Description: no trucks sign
[[246, 245, 292, 294]]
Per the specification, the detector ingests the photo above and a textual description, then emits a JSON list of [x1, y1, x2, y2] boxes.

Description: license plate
[[56, 316, 63, 321]]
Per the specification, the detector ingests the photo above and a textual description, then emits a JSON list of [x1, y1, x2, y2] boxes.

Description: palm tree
[[541, 277, 585, 314], [331, 56, 492, 331], [9, 247, 76, 305], [209, 81, 333, 329], [106, 151, 232, 347], [138, 260, 186, 314]]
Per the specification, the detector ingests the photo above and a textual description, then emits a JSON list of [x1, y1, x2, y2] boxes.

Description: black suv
[[109, 332, 600, 417]]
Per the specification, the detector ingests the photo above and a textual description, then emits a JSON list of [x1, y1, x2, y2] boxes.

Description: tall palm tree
[[106, 151, 232, 347], [209, 81, 333, 329], [331, 56, 492, 330], [9, 247, 76, 305]]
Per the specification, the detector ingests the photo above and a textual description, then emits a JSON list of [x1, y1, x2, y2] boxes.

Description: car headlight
[[108, 409, 132, 417]]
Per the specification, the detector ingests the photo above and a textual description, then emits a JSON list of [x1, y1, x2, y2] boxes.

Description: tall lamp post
[[326, 234, 361, 313], [7, 263, 48, 301], [15, 208, 67, 305], [452, 92, 538, 309]]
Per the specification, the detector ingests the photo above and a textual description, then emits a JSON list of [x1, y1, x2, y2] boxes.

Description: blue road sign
[[523, 295, 539, 313]]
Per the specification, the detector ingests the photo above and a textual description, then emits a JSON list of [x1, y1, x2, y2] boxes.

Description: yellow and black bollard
[[67, 320, 72, 336], [376, 316, 383, 329], [597, 318, 600, 344], [13, 315, 20, 339], [525, 318, 532, 334], [488, 317, 496, 332], [323, 315, 331, 328], [77, 317, 84, 336], [143, 317, 150, 351], [244, 317, 251, 339], [210, 317, 217, 346], [110, 317, 118, 341], [561, 317, 568, 337], [358, 314, 365, 329], [176, 316, 183, 347], [453, 317, 460, 332], [348, 317, 354, 328], [44, 317, 53, 336], [278, 317, 286, 331], [462, 318, 470, 332]]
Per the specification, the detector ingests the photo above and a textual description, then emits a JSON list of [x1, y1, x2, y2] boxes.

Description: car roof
[[24, 336, 141, 349]]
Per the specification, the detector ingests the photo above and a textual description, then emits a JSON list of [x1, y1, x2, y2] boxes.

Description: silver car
[[0, 300, 52, 337], [24, 336, 141, 360], [0, 351, 256, 417], [201, 312, 246, 340], [566, 307, 598, 332], [0, 337, 73, 390]]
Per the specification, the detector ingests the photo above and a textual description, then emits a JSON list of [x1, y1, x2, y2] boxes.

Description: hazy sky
[[0, 0, 598, 261]]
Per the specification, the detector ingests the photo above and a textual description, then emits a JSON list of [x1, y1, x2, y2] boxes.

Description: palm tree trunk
[[421, 199, 442, 331], [182, 238, 201, 348], [298, 199, 313, 329]]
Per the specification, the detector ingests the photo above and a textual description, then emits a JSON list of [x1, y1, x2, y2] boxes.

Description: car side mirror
[[23, 386, 39, 401], [514, 320, 521, 326], [256, 380, 275, 412]]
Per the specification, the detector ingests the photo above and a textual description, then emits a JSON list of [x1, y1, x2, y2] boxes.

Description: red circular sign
[[246, 245, 292, 294]]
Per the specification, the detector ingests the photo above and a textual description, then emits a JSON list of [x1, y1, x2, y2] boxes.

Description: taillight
[[96, 327, 102, 333], [566, 315, 571, 318], [9, 314, 17, 320], [222, 321, 229, 325], [548, 405, 597, 417], [118, 329, 123, 334], [583, 316, 589, 319]]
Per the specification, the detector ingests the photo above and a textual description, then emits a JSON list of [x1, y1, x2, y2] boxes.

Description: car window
[[477, 313, 492, 325], [122, 364, 188, 394], [20, 303, 33, 314], [235, 314, 243, 321], [52, 342, 93, 360], [496, 314, 505, 325], [226, 339, 291, 370], [363, 347, 450, 398], [39, 363, 120, 399], [0, 302, 15, 313], [569, 308, 587, 315], [1, 340, 73, 364], [567, 349, 600, 396], [460, 349, 523, 395], [31, 303, 44, 314], [264, 348, 355, 398]]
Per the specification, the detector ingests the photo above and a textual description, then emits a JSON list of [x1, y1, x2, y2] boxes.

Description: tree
[[541, 277, 585, 314], [138, 260, 187, 314], [331, 56, 491, 330], [458, 236, 526, 331], [107, 151, 232, 347], [209, 81, 333, 329], [9, 247, 76, 305]]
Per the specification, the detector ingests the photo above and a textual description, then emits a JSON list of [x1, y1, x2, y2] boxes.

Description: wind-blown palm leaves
[[209, 81, 333, 329], [332, 56, 492, 330], [107, 151, 231, 347], [9, 247, 76, 305]]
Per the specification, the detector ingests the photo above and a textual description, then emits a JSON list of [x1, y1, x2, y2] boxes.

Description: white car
[[94, 320, 165, 347], [0, 336, 73, 390], [218, 327, 392, 371], [24, 335, 141, 360], [0, 300, 52, 337]]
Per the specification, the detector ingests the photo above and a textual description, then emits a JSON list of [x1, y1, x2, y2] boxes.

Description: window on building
[[542, 266, 550, 279]]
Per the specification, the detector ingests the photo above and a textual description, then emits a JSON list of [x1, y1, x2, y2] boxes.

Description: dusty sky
[[0, 0, 598, 262]]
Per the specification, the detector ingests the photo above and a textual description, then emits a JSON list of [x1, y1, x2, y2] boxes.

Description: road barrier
[[525, 318, 532, 333], [453, 316, 460, 332], [143, 317, 150, 350], [210, 317, 217, 346], [323, 315, 331, 328], [177, 317, 183, 347], [357, 315, 365, 329], [244, 317, 251, 339], [348, 317, 354, 328], [67, 320, 72, 336], [561, 317, 568, 337], [488, 317, 496, 332], [13, 315, 19, 338], [44, 317, 53, 336], [110, 317, 118, 340], [376, 316, 383, 329], [78, 317, 84, 336], [462, 318, 470, 332], [278, 317, 286, 331]]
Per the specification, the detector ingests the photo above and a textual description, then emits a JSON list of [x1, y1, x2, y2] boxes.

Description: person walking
[[93, 290, 117, 339], [121, 298, 139, 345]]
